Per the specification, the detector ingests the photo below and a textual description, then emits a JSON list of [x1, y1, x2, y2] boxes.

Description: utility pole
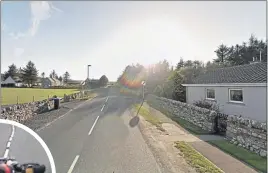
[[87, 65, 91, 79]]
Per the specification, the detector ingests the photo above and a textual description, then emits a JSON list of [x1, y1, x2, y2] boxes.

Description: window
[[206, 88, 215, 99], [229, 88, 243, 103]]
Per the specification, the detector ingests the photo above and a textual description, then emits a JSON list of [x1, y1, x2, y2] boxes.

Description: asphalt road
[[0, 122, 52, 172], [37, 88, 162, 173]]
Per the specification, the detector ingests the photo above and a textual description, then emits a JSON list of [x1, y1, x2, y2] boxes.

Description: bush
[[193, 99, 219, 112]]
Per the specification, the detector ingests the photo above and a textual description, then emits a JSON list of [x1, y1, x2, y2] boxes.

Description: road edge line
[[67, 155, 80, 173]]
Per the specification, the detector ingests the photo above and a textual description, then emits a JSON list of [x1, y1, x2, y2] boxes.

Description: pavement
[[0, 123, 52, 172], [37, 87, 162, 173], [146, 104, 259, 173]]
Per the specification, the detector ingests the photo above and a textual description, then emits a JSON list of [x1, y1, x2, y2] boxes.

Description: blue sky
[[1, 1, 266, 81]]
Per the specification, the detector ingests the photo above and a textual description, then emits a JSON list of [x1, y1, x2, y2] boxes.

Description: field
[[1, 88, 80, 105]]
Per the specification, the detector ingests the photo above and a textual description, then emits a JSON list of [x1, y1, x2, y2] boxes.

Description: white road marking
[[67, 155, 80, 173], [4, 125, 15, 158], [88, 116, 99, 135], [105, 97, 109, 102], [101, 105, 105, 112]]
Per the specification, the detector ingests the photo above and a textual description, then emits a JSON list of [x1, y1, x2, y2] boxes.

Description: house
[[41, 77, 62, 88], [1, 76, 16, 87], [66, 79, 83, 85], [182, 62, 267, 122]]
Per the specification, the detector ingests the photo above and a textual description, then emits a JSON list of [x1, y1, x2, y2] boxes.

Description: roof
[[67, 79, 83, 84], [2, 76, 16, 84], [188, 62, 267, 84]]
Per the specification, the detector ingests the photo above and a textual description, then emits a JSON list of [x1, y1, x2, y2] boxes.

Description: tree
[[63, 71, 70, 83], [58, 76, 63, 82], [99, 75, 109, 87], [21, 61, 38, 87], [184, 60, 193, 67], [176, 57, 184, 70], [214, 44, 231, 64], [50, 70, 58, 79], [4, 63, 18, 80], [41, 72, 45, 78]]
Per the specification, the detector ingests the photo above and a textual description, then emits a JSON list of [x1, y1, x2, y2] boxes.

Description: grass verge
[[208, 140, 267, 173], [133, 103, 165, 131], [175, 141, 223, 173]]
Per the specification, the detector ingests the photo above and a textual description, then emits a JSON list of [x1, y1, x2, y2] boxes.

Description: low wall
[[227, 115, 267, 157], [1, 91, 92, 123], [147, 94, 217, 132], [1, 100, 54, 123], [146, 94, 267, 157]]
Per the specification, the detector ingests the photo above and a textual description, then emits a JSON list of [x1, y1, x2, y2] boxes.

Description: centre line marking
[[4, 125, 15, 158], [67, 155, 80, 173], [101, 105, 105, 112], [88, 116, 99, 135]]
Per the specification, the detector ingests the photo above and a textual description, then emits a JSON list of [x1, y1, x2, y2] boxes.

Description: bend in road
[[37, 88, 162, 173]]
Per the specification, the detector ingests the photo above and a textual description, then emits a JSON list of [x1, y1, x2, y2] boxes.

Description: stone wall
[[147, 94, 217, 132], [1, 100, 54, 123], [227, 115, 267, 157], [0, 91, 87, 124], [147, 94, 267, 157]]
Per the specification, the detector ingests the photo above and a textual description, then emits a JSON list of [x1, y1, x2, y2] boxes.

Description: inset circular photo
[[0, 119, 56, 173]]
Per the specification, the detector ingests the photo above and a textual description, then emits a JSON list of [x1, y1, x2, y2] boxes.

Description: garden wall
[[147, 94, 217, 132], [147, 94, 267, 157], [227, 115, 267, 157]]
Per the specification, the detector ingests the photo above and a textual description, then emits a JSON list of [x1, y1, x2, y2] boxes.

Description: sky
[[1, 1, 266, 81]]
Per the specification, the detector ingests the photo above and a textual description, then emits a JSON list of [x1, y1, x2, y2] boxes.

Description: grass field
[[1, 88, 80, 105]]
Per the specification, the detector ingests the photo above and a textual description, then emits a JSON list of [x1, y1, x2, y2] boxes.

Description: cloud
[[29, 1, 62, 36], [14, 48, 25, 57], [9, 32, 26, 40]]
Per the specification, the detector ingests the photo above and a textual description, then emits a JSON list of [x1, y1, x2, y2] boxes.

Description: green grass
[[175, 141, 223, 173], [133, 103, 165, 131], [208, 140, 267, 173], [1, 88, 80, 105]]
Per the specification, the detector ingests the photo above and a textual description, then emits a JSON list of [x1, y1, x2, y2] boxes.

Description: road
[[0, 123, 52, 172], [37, 87, 162, 173]]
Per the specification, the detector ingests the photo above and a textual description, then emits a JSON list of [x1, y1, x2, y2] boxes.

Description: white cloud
[[9, 32, 26, 40], [29, 1, 62, 36], [14, 48, 25, 57]]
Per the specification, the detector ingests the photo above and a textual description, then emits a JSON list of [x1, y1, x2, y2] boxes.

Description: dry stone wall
[[147, 94, 267, 157], [147, 94, 217, 132], [0, 91, 85, 123], [227, 115, 267, 157]]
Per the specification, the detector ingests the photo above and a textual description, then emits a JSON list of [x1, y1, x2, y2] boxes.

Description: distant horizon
[[1, 1, 266, 81]]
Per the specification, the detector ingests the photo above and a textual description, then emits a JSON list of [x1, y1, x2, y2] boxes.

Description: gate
[[213, 112, 228, 135]]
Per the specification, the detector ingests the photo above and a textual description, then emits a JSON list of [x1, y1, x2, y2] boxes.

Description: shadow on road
[[129, 116, 140, 127], [129, 98, 145, 128]]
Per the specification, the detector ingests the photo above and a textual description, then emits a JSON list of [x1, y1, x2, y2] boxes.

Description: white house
[[182, 62, 267, 122]]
